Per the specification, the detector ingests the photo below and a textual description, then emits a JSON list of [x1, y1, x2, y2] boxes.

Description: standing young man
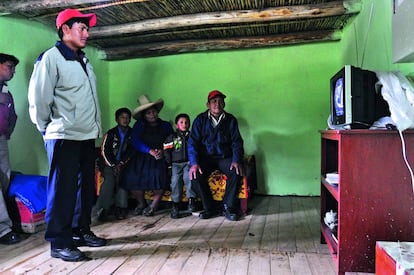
[[28, 9, 105, 262], [0, 53, 21, 245], [188, 90, 244, 221]]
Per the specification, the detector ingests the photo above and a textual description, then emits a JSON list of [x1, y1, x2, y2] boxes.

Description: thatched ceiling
[[0, 0, 361, 61]]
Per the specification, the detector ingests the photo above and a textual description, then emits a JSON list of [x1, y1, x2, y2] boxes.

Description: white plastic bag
[[375, 71, 414, 131]]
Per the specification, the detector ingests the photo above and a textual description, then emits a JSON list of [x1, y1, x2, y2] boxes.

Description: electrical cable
[[398, 130, 414, 194]]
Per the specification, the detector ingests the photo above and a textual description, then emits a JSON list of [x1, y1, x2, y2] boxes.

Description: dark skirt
[[121, 152, 169, 191]]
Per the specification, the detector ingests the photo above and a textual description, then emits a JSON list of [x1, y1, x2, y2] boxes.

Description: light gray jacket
[[28, 42, 102, 140]]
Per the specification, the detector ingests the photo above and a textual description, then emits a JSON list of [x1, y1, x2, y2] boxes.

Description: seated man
[[188, 90, 244, 221]]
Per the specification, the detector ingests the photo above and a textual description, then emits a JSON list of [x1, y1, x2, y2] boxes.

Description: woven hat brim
[[132, 99, 164, 119]]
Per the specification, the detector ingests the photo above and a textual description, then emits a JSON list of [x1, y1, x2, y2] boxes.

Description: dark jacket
[[130, 118, 173, 153], [188, 110, 244, 166], [101, 126, 134, 167], [0, 89, 17, 139], [163, 130, 190, 166]]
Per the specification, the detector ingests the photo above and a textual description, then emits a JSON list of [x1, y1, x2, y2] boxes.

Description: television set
[[329, 65, 390, 129]]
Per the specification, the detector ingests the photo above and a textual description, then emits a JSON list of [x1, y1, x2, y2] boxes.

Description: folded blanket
[[8, 174, 47, 214]]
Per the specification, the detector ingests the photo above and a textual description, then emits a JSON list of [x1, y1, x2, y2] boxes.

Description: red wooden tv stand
[[320, 129, 414, 274]]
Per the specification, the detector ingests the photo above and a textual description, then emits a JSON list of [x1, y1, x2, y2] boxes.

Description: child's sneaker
[[188, 198, 198, 212], [170, 202, 180, 219]]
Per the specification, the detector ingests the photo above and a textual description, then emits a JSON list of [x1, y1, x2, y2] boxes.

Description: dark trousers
[[44, 139, 96, 249], [191, 157, 242, 212]]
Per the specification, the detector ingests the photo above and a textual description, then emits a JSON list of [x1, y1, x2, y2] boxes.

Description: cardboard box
[[16, 198, 46, 233]]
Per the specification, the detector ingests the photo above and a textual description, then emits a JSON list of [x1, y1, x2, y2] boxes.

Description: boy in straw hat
[[121, 95, 173, 216]]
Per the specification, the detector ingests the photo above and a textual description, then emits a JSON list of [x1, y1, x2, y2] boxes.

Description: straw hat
[[132, 95, 164, 119]]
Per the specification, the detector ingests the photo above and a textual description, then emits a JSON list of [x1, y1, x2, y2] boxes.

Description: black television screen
[[329, 65, 390, 129]]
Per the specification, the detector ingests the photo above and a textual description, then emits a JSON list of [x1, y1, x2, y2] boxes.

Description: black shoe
[[143, 206, 155, 217], [170, 203, 180, 219], [223, 206, 240, 221], [73, 230, 107, 247], [12, 225, 24, 234], [97, 208, 108, 222], [188, 198, 198, 212], [0, 231, 21, 245], [115, 207, 128, 220], [199, 210, 219, 219], [122, 207, 129, 218], [51, 247, 87, 262]]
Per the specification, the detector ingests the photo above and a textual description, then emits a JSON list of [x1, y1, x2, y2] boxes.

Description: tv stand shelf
[[321, 178, 339, 200], [320, 129, 414, 275]]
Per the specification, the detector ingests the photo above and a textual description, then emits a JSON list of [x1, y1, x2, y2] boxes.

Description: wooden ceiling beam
[[101, 30, 341, 60], [90, 1, 357, 39], [0, 0, 360, 60], [0, 0, 152, 17], [0, 0, 104, 13]]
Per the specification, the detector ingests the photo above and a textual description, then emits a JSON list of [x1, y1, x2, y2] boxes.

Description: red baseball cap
[[56, 9, 97, 29], [208, 90, 226, 101]]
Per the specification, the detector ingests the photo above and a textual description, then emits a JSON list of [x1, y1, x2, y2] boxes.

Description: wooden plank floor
[[0, 196, 371, 274]]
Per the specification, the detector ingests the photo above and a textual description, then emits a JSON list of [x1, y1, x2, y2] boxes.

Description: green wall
[[1, 0, 412, 195], [340, 0, 414, 73], [105, 43, 340, 195]]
